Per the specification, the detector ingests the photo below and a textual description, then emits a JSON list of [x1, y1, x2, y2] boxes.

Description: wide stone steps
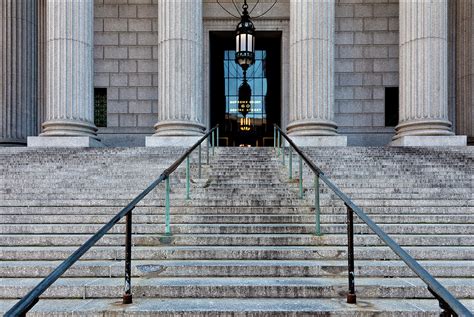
[[2, 260, 473, 278], [2, 298, 472, 317], [1, 146, 473, 316], [0, 277, 471, 300]]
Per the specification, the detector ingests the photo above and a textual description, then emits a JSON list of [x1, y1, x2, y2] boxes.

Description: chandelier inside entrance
[[218, 0, 277, 133]]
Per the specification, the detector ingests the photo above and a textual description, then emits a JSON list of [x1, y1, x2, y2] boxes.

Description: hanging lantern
[[235, 1, 255, 71], [240, 117, 251, 132], [238, 80, 252, 117]]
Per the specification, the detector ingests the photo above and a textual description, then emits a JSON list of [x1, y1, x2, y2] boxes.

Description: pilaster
[[392, 0, 466, 146], [0, 0, 37, 146], [456, 0, 474, 144], [146, 0, 205, 147]]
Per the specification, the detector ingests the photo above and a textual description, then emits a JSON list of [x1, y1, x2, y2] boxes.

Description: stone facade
[[0, 0, 471, 147]]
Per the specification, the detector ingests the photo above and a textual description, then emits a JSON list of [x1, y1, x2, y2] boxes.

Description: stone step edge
[[2, 298, 473, 316]]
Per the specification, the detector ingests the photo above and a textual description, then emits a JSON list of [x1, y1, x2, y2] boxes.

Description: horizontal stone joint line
[[48, 38, 91, 47], [400, 36, 448, 47]]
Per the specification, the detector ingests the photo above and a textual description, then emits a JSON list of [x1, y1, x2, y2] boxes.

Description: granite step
[[2, 214, 472, 224], [0, 277, 472, 299], [1, 223, 471, 235], [1, 260, 472, 278], [3, 298, 473, 317], [2, 246, 472, 261]]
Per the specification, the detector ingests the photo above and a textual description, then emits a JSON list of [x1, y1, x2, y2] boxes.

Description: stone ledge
[[390, 136, 467, 147], [286, 136, 348, 147], [146, 136, 204, 147], [27, 137, 103, 148]]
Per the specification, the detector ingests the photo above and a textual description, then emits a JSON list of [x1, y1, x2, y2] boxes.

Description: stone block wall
[[334, 0, 399, 145], [94, 0, 158, 146]]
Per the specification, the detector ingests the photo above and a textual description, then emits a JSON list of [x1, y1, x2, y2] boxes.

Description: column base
[[287, 135, 348, 147], [390, 135, 467, 147], [27, 136, 103, 148], [146, 136, 203, 147]]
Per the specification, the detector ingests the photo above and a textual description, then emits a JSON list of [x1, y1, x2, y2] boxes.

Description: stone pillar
[[392, 0, 466, 146], [146, 0, 205, 147], [456, 0, 473, 144], [28, 0, 100, 147], [287, 0, 346, 147], [0, 0, 37, 146]]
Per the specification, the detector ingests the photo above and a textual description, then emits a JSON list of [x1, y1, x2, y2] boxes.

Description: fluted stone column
[[0, 0, 37, 146], [456, 0, 473, 144], [28, 0, 100, 147], [146, 0, 205, 147], [287, 0, 346, 147], [392, 0, 466, 146]]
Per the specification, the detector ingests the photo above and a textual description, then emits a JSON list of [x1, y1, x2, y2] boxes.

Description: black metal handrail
[[5, 125, 220, 317], [273, 124, 472, 317]]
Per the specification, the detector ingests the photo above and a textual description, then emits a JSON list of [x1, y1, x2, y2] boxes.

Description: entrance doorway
[[210, 31, 281, 147]]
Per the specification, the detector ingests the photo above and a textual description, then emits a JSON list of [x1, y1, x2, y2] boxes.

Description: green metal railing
[[273, 124, 472, 317], [5, 125, 220, 317]]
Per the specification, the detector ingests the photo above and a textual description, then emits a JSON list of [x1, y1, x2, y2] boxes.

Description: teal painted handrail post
[[299, 156, 303, 199], [277, 130, 281, 157], [314, 175, 321, 236], [165, 176, 171, 235], [217, 126, 220, 148], [212, 130, 215, 156], [206, 136, 210, 165], [289, 146, 293, 179], [186, 156, 190, 200], [273, 126, 276, 148], [282, 144, 285, 165], [198, 144, 202, 179]]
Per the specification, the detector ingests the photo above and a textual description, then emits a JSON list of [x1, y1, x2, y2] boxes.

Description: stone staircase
[[0, 146, 473, 316]]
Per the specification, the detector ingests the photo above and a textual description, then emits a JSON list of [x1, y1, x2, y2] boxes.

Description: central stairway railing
[[273, 124, 472, 317], [4, 125, 220, 317]]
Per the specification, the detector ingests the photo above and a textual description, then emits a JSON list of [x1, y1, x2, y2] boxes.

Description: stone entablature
[[0, 0, 471, 147]]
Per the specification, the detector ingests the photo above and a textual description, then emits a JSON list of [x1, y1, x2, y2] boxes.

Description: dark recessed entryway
[[210, 31, 281, 147]]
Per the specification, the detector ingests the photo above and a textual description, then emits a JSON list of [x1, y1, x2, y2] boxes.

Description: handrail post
[[277, 130, 281, 157], [273, 126, 276, 148], [299, 156, 303, 199], [212, 130, 215, 156], [186, 156, 190, 200], [217, 126, 220, 148], [206, 137, 210, 165], [122, 208, 133, 304], [314, 175, 321, 236], [198, 144, 202, 178], [289, 146, 293, 179], [282, 144, 285, 165], [345, 204, 357, 304], [165, 176, 171, 235]]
